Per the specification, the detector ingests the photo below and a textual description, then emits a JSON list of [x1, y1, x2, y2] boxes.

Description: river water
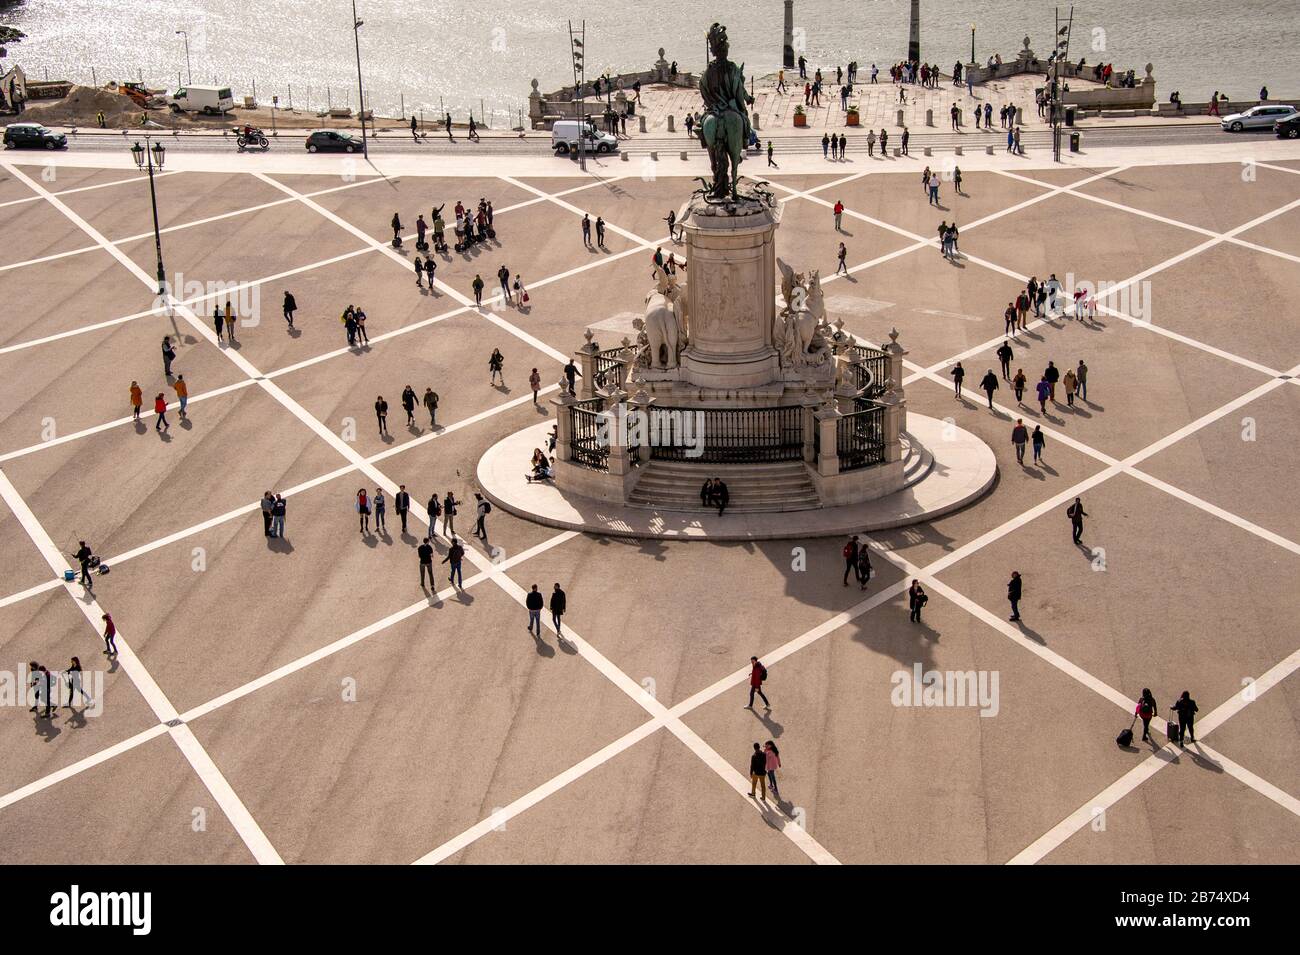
[[1, 0, 1291, 123]]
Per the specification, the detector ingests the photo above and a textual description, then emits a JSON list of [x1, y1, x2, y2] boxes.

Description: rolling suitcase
[[1116, 716, 1136, 748]]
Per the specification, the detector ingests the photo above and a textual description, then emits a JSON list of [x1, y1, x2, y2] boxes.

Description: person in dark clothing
[[842, 535, 860, 586], [996, 340, 1014, 380], [442, 538, 465, 589], [951, 361, 965, 397], [72, 541, 94, 587], [28, 663, 52, 719], [375, 396, 389, 437], [745, 656, 770, 709], [563, 359, 578, 395], [700, 478, 713, 508], [395, 485, 411, 534], [908, 579, 927, 622], [401, 385, 418, 427], [525, 584, 545, 637], [282, 291, 297, 329], [855, 545, 873, 590], [423, 388, 439, 427], [979, 369, 999, 409], [713, 478, 729, 516], [418, 538, 435, 588], [161, 337, 176, 378], [1007, 570, 1023, 621], [550, 583, 567, 638], [1044, 361, 1060, 401], [1066, 497, 1088, 544], [1136, 688, 1158, 743], [749, 742, 769, 800], [1170, 691, 1198, 746], [1011, 419, 1029, 465]]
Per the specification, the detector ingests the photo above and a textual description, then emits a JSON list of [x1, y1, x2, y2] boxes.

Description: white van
[[552, 119, 618, 156], [165, 85, 235, 115]]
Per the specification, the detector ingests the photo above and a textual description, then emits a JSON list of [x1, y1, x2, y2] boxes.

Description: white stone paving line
[[6, 158, 1298, 864], [0, 168, 185, 211], [11, 160, 836, 865]]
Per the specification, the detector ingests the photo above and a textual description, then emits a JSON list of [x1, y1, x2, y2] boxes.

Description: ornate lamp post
[[130, 137, 167, 295], [175, 30, 192, 85]]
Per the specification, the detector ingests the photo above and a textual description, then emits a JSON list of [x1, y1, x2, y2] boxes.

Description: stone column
[[528, 79, 544, 130], [576, 329, 600, 399], [628, 380, 655, 466], [878, 388, 905, 463], [552, 385, 575, 463], [604, 389, 630, 477], [883, 326, 907, 402], [815, 402, 841, 476], [908, 0, 921, 63], [801, 394, 818, 464], [783, 1, 795, 70]]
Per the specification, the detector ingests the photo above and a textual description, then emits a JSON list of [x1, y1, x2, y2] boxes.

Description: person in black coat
[[549, 583, 567, 638], [1007, 570, 1023, 621], [394, 485, 411, 534], [979, 369, 999, 409], [1170, 691, 1199, 746], [714, 479, 729, 516]]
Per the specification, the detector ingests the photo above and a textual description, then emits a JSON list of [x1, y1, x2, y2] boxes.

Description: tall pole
[[782, 1, 795, 70], [908, 0, 920, 63], [352, 0, 368, 158], [176, 31, 192, 85], [569, 20, 586, 172], [970, 25, 975, 66]]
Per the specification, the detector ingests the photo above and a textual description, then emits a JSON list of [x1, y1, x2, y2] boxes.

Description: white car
[[551, 119, 618, 155], [1221, 104, 1299, 132]]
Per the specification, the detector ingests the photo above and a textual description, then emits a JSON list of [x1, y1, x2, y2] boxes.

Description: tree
[[0, 27, 27, 46]]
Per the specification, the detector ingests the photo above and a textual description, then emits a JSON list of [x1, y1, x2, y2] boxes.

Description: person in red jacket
[[101, 613, 118, 655], [745, 656, 770, 710], [153, 393, 169, 432]]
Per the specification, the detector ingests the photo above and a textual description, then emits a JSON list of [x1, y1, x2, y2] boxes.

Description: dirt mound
[[21, 84, 145, 128]]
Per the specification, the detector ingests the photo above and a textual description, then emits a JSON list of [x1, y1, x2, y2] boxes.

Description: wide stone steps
[[628, 459, 821, 512]]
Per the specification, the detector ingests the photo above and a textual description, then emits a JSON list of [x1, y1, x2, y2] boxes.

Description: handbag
[[521, 291, 529, 303]]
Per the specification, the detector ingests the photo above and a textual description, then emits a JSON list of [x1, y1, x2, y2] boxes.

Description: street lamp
[[130, 137, 167, 295], [568, 20, 586, 171], [970, 24, 976, 65], [351, 0, 368, 158], [175, 30, 192, 85]]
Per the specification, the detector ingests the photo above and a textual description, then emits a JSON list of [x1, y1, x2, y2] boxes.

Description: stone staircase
[[627, 459, 820, 513]]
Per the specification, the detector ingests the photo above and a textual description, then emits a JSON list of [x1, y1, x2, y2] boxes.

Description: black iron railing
[[846, 344, 888, 399], [592, 347, 633, 393], [569, 398, 609, 472], [650, 405, 804, 463], [837, 400, 885, 472]]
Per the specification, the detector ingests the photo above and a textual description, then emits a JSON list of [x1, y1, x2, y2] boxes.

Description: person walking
[[997, 340, 1014, 380], [1011, 418, 1029, 465], [224, 299, 237, 343], [472, 273, 484, 307], [745, 656, 770, 709], [395, 484, 411, 534], [1062, 367, 1078, 407], [442, 491, 458, 539], [549, 583, 567, 638], [373, 488, 387, 534], [1031, 424, 1045, 464], [836, 242, 848, 275], [856, 543, 873, 591], [950, 361, 965, 398], [28, 662, 52, 720], [1044, 361, 1060, 401], [833, 199, 844, 231], [282, 290, 297, 330], [271, 493, 285, 538], [749, 743, 768, 801], [489, 348, 505, 386], [1170, 691, 1198, 746], [130, 381, 143, 421], [979, 369, 999, 410], [401, 385, 417, 427], [423, 387, 439, 427], [153, 393, 170, 432], [1075, 359, 1088, 401], [842, 535, 860, 586], [908, 579, 927, 622], [595, 216, 606, 249], [64, 657, 93, 709], [529, 367, 542, 405], [418, 537, 435, 589], [1035, 376, 1050, 414], [1013, 368, 1027, 405], [1007, 570, 1023, 621], [1067, 497, 1088, 544], [563, 359, 578, 396], [442, 537, 465, 589], [161, 336, 176, 378], [497, 264, 512, 305], [261, 491, 275, 537], [375, 395, 389, 437], [356, 488, 371, 535], [101, 613, 118, 656], [581, 213, 592, 247], [445, 111, 454, 142], [764, 741, 782, 801], [473, 493, 490, 544], [526, 584, 544, 637], [1135, 689, 1158, 743]]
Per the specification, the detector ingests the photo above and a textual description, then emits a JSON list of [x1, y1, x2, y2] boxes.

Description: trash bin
[[1065, 106, 1076, 127], [1069, 130, 1081, 152]]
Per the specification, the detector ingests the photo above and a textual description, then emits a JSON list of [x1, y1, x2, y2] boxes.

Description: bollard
[[954, 145, 963, 155], [621, 151, 630, 161], [752, 111, 761, 130], [985, 144, 994, 155], [923, 146, 932, 156], [639, 114, 647, 133], [1016, 106, 1024, 125], [667, 114, 675, 132], [925, 108, 933, 126], [893, 147, 901, 157], [680, 150, 688, 161], [650, 150, 658, 160], [896, 108, 904, 126]]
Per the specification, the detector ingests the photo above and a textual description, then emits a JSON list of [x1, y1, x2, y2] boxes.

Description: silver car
[[1221, 104, 1299, 131]]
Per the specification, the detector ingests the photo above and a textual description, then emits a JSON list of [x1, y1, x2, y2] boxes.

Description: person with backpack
[[745, 656, 770, 709], [1170, 691, 1199, 746], [473, 493, 491, 544], [1136, 689, 1158, 743], [842, 535, 860, 586], [1013, 368, 1027, 405], [1067, 497, 1088, 544]]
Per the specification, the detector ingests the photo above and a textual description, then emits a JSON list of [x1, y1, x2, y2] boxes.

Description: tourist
[[375, 395, 389, 437], [153, 393, 169, 433], [582, 213, 592, 246], [1031, 424, 1045, 464], [271, 494, 285, 538], [950, 361, 965, 397], [1075, 360, 1088, 400], [472, 273, 484, 306], [592, 216, 605, 249], [489, 348, 505, 386], [867, 128, 875, 157], [749, 743, 768, 800], [344, 306, 358, 346], [64, 657, 92, 709], [101, 613, 118, 655], [527, 367, 542, 406], [161, 336, 176, 378], [414, 257, 424, 288], [418, 537, 435, 589], [842, 535, 860, 586], [954, 166, 963, 195], [1011, 418, 1029, 465], [526, 584, 545, 637], [767, 141, 777, 168], [937, 220, 949, 256], [171, 374, 188, 421], [373, 488, 388, 534], [442, 537, 465, 589], [422, 387, 439, 427], [979, 369, 999, 410], [394, 485, 411, 534], [908, 579, 927, 622], [401, 385, 417, 427], [997, 340, 1014, 380], [1135, 689, 1158, 743], [130, 381, 143, 421], [550, 583, 567, 638], [225, 299, 237, 342], [1013, 369, 1027, 404], [901, 126, 910, 155], [442, 491, 458, 539], [563, 359, 578, 396], [514, 274, 528, 306], [1170, 691, 1199, 746], [261, 492, 274, 537], [1067, 496, 1088, 544], [212, 303, 224, 342], [822, 132, 830, 159], [497, 264, 512, 305], [928, 174, 940, 206], [474, 492, 491, 543], [468, 116, 479, 142], [764, 741, 782, 801], [833, 199, 844, 231], [922, 166, 931, 194], [836, 242, 848, 275], [745, 656, 770, 709], [879, 128, 888, 152], [856, 544, 873, 591], [713, 478, 729, 516], [1007, 571, 1023, 622], [1062, 366, 1078, 407], [283, 290, 297, 329], [355, 307, 369, 345], [445, 111, 454, 142], [28, 662, 52, 719], [1035, 376, 1050, 413], [1044, 360, 1060, 401]]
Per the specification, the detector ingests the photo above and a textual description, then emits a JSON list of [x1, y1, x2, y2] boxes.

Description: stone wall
[[529, 50, 698, 129]]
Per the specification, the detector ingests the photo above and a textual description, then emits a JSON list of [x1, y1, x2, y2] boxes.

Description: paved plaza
[[1, 141, 1299, 865]]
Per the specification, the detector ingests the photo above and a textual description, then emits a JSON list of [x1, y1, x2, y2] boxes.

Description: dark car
[[3, 123, 68, 150], [1276, 116, 1300, 139], [305, 129, 361, 153]]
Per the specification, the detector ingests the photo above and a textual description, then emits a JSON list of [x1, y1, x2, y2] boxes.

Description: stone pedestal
[[679, 193, 781, 390]]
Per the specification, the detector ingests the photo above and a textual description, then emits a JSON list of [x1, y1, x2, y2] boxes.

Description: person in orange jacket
[[129, 381, 143, 421], [172, 374, 189, 420]]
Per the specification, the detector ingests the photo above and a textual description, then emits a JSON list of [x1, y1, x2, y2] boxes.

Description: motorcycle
[[236, 128, 270, 152]]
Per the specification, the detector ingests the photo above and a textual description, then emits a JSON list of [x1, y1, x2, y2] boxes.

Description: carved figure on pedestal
[[643, 268, 690, 369], [775, 259, 834, 371]]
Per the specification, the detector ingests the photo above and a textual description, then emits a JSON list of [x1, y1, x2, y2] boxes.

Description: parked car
[[1275, 116, 1300, 139], [305, 129, 362, 153], [2, 122, 67, 149], [1221, 104, 1299, 132], [164, 85, 235, 115], [551, 119, 618, 155]]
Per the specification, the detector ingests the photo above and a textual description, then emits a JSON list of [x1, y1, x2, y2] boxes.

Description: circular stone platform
[[477, 415, 997, 541]]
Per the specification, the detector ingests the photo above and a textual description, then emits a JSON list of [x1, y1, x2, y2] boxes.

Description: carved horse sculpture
[[644, 269, 689, 368]]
